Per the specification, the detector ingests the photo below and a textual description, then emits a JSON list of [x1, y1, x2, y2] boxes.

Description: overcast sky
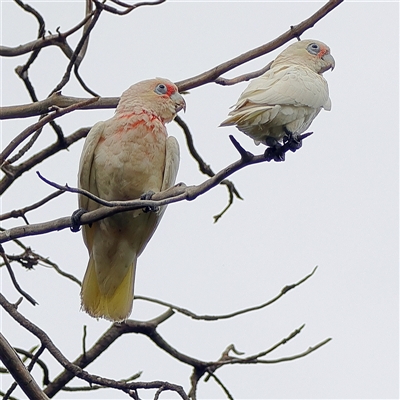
[[1, 1, 399, 399]]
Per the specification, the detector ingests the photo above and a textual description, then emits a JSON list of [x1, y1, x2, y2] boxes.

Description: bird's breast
[[93, 114, 167, 201]]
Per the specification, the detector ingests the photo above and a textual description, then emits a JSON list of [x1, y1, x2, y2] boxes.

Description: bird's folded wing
[[234, 66, 330, 111], [78, 121, 105, 249]]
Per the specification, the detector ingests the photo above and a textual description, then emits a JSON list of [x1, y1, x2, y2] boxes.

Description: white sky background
[[0, 1, 399, 399]]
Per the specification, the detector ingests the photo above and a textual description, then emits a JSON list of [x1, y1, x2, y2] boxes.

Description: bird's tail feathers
[[80, 257, 135, 322]]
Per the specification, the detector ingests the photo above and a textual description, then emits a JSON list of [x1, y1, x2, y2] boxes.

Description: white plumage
[[220, 39, 335, 147], [78, 78, 185, 321]]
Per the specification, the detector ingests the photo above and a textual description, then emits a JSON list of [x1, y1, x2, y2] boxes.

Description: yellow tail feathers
[[80, 257, 135, 322]]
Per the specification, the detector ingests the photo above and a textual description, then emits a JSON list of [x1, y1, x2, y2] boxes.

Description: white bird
[[220, 39, 335, 160], [77, 78, 185, 321]]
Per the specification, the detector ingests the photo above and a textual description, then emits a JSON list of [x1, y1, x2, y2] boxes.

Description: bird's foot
[[283, 130, 302, 152], [70, 208, 87, 232], [264, 144, 285, 162], [141, 191, 159, 213]]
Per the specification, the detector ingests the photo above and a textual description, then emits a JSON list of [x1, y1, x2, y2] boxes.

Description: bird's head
[[118, 78, 186, 123], [273, 39, 335, 74]]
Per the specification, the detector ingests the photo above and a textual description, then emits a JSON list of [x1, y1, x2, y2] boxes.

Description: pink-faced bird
[[220, 39, 335, 160], [78, 78, 185, 321]]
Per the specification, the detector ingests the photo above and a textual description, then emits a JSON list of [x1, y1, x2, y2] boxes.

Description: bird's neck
[[115, 107, 164, 124]]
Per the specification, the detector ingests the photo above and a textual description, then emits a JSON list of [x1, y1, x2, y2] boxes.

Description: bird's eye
[[307, 43, 320, 55], [155, 83, 168, 95]]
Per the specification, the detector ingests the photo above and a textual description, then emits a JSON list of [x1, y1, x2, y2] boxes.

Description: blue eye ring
[[307, 43, 320, 55], [155, 83, 168, 95]]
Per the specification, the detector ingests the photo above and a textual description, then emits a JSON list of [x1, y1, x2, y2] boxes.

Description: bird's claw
[[264, 145, 285, 162], [283, 131, 302, 152], [70, 208, 87, 232], [141, 191, 159, 213]]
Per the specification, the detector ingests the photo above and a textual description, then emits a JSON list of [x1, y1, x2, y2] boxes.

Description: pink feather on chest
[[93, 111, 167, 201]]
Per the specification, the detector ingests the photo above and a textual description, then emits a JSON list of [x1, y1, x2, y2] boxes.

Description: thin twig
[[74, 0, 93, 69], [174, 115, 214, 176], [135, 267, 318, 321], [0, 245, 38, 306], [36, 171, 117, 207], [0, 392, 18, 400], [249, 338, 332, 364], [1, 248, 39, 270], [0, 9, 94, 57], [0, 97, 98, 166], [243, 325, 306, 361], [175, 115, 243, 221], [0, 127, 91, 195], [96, 0, 166, 16], [73, 1, 99, 96], [0, 190, 64, 222], [206, 372, 234, 400], [215, 61, 273, 86], [38, 256, 82, 286], [60, 370, 142, 392], [13, 0, 46, 107], [7, 126, 43, 166], [50, 5, 102, 95], [0, 232, 81, 285], [12, 0, 68, 150], [82, 325, 87, 358], [14, 346, 49, 385]]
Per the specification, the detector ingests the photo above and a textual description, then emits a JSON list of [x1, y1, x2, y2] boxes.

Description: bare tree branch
[[14, 346, 49, 386], [0, 11, 93, 57], [4, 345, 47, 399], [61, 370, 142, 392], [39, 256, 82, 286], [0, 97, 98, 167], [0, 2, 342, 398], [0, 127, 90, 195], [175, 115, 242, 221], [0, 244, 38, 305], [13, 0, 67, 154], [50, 5, 102, 95], [1, 247, 39, 270], [13, 0, 46, 99], [207, 326, 331, 368], [0, 132, 312, 243], [175, 116, 243, 194], [0, 92, 118, 120], [0, 190, 64, 223], [96, 0, 166, 16], [240, 338, 332, 365], [205, 372, 234, 400], [0, 292, 189, 399], [0, 0, 343, 120], [0, 226, 81, 286], [0, 333, 49, 400], [74, 0, 93, 69], [214, 61, 273, 86], [175, 0, 343, 91], [135, 266, 318, 321]]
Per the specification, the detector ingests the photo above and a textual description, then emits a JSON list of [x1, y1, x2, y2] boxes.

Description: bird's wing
[[235, 65, 330, 111], [154, 135, 180, 222], [135, 135, 180, 257], [77, 121, 105, 248], [161, 135, 180, 191]]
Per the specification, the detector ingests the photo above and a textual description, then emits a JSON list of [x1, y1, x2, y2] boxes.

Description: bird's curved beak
[[171, 92, 186, 113], [322, 53, 335, 71]]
